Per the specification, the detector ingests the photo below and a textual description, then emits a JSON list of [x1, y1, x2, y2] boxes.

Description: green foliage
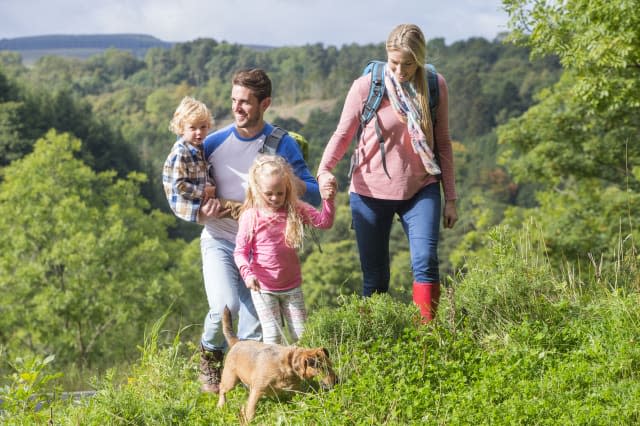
[[453, 220, 563, 334], [0, 130, 182, 370], [12, 275, 640, 425], [504, 0, 640, 113], [502, 182, 640, 266], [0, 352, 63, 421], [301, 240, 361, 310], [494, 0, 640, 271]]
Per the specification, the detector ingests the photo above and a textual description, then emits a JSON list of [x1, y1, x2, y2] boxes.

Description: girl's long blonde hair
[[242, 154, 305, 248]]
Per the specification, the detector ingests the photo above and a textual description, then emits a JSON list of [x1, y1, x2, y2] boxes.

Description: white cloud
[[0, 0, 509, 46]]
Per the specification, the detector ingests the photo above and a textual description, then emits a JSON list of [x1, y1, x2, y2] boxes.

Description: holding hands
[[318, 172, 337, 200]]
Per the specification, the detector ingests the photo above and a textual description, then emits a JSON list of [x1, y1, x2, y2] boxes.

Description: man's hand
[[200, 198, 231, 219], [203, 184, 216, 202]]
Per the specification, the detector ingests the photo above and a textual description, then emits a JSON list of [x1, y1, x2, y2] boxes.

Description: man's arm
[[276, 134, 321, 206]]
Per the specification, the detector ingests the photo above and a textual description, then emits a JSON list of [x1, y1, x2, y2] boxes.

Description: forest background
[[0, 0, 639, 423]]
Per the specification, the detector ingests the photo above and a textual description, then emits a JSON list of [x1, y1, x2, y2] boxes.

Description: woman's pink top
[[318, 72, 457, 201], [234, 199, 335, 292]]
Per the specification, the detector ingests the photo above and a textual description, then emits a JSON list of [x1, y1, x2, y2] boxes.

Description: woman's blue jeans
[[200, 236, 261, 352], [350, 183, 441, 296]]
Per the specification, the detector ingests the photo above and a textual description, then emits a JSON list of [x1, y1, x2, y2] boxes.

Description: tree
[[495, 0, 640, 261], [0, 130, 184, 369], [301, 240, 361, 310]]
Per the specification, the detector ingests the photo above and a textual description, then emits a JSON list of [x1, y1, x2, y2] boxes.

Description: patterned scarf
[[385, 65, 441, 175]]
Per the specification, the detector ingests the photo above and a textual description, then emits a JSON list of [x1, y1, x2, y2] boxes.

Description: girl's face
[[258, 173, 287, 211], [181, 120, 209, 146], [387, 49, 419, 84]]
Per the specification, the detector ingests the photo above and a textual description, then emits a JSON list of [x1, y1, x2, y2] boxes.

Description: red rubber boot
[[412, 282, 441, 323]]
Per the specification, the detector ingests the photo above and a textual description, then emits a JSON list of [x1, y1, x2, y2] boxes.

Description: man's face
[[231, 85, 269, 133]]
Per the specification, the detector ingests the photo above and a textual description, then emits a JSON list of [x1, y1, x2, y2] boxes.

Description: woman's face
[[387, 49, 419, 83]]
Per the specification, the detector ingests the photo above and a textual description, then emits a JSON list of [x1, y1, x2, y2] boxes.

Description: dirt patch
[[266, 98, 338, 123]]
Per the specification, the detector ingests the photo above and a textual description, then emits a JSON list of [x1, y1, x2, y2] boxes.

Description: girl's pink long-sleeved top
[[234, 199, 335, 292], [318, 72, 457, 202]]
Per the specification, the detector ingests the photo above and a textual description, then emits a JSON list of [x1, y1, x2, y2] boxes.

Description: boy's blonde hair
[[243, 154, 305, 248], [169, 96, 214, 136]]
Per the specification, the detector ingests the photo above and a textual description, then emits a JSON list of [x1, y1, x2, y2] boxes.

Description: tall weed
[[453, 220, 563, 335]]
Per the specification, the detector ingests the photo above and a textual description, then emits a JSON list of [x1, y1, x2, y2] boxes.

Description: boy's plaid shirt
[[162, 139, 209, 222]]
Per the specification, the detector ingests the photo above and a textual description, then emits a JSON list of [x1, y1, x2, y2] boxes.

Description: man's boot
[[199, 344, 224, 393]]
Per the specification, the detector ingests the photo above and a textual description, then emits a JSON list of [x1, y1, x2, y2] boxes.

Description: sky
[[1, 0, 509, 47]]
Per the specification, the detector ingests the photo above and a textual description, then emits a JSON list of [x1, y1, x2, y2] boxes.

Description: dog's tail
[[222, 305, 239, 348]]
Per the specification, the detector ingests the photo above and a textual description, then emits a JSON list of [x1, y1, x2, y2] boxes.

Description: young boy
[[162, 96, 215, 222]]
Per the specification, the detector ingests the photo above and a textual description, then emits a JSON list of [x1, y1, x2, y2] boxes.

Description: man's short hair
[[232, 68, 272, 102]]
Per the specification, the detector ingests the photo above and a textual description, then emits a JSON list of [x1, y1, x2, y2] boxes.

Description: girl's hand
[[246, 277, 261, 291]]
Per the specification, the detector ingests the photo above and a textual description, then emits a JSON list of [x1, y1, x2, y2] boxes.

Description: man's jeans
[[200, 236, 261, 351]]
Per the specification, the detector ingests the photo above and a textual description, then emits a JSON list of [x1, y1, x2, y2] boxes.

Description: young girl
[[234, 154, 336, 344]]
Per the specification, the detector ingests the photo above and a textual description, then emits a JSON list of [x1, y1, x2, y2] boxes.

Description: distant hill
[[0, 34, 275, 65], [0, 34, 174, 64]]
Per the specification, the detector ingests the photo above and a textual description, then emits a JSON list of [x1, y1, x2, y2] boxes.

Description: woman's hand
[[443, 200, 458, 229], [318, 172, 337, 200]]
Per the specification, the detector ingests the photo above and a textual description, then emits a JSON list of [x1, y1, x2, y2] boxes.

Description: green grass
[[2, 225, 639, 425]]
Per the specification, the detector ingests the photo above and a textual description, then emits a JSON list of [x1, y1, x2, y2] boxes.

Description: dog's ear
[[291, 350, 308, 378]]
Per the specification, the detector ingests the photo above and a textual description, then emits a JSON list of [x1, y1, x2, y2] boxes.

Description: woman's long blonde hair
[[242, 154, 305, 248], [386, 23, 434, 148]]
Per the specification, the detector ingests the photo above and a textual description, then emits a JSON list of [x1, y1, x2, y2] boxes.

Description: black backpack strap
[[261, 126, 287, 155], [426, 64, 439, 124], [360, 61, 385, 126], [352, 61, 391, 179]]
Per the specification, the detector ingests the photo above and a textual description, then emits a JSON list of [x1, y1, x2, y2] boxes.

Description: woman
[[317, 23, 458, 322]]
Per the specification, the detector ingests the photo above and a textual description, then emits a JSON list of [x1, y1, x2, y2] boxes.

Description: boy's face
[[181, 121, 209, 146]]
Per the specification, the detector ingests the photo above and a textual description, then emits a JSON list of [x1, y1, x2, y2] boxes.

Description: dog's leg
[[217, 369, 240, 409], [242, 386, 263, 422]]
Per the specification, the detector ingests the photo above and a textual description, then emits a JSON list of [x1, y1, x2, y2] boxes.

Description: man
[[197, 68, 322, 393]]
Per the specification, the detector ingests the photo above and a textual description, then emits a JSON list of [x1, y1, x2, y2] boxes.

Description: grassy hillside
[[4, 224, 638, 425]]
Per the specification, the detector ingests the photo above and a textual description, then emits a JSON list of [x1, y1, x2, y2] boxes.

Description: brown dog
[[217, 306, 337, 422]]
